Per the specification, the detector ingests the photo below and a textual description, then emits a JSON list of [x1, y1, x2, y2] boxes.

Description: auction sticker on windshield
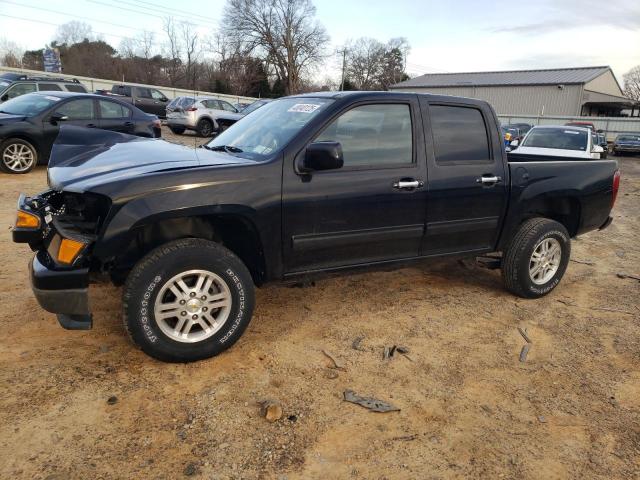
[[288, 103, 321, 113]]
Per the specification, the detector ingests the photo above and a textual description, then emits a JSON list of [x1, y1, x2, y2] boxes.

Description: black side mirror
[[0, 94, 8, 102], [297, 142, 344, 174], [50, 113, 69, 124]]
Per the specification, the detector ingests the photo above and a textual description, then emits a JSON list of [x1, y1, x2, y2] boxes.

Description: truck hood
[[514, 146, 594, 159], [48, 126, 252, 192]]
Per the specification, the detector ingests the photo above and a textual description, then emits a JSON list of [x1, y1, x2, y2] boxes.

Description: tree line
[[0, 0, 411, 97]]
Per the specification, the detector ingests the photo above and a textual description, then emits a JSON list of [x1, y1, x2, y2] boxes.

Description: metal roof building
[[390, 66, 633, 116]]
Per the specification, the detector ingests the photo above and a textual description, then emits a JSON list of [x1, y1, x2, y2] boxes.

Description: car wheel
[[196, 118, 215, 137], [0, 138, 38, 174], [122, 238, 255, 362], [502, 218, 570, 298], [169, 126, 186, 135]]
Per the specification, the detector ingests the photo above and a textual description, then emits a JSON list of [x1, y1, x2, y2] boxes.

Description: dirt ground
[[1, 128, 639, 479]]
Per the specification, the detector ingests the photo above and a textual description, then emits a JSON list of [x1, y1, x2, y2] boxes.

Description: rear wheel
[[122, 238, 255, 362], [168, 125, 186, 135], [502, 218, 570, 298], [196, 118, 215, 137], [0, 138, 38, 174]]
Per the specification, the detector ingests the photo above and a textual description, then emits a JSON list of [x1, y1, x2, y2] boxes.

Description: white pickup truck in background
[[510, 125, 605, 159]]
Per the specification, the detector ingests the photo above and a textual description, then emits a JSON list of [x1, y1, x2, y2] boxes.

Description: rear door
[[133, 87, 156, 114], [421, 99, 507, 255], [97, 99, 135, 134], [282, 97, 428, 274]]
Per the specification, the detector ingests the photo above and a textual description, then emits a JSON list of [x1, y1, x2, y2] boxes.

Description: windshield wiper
[[203, 145, 244, 153]]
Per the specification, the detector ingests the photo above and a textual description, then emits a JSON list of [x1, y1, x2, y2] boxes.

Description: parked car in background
[[595, 132, 608, 159], [213, 98, 274, 130], [612, 134, 640, 156], [501, 126, 522, 150], [0, 73, 87, 103], [512, 125, 603, 159], [95, 84, 170, 118], [0, 91, 161, 173], [233, 102, 252, 111], [166, 96, 241, 136], [12, 91, 619, 362], [502, 122, 532, 137]]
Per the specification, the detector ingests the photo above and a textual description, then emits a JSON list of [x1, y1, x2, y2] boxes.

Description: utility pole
[[338, 48, 347, 91]]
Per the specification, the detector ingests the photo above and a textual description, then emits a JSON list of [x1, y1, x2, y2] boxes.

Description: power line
[[124, 0, 219, 24], [87, 0, 217, 29], [0, 0, 147, 33]]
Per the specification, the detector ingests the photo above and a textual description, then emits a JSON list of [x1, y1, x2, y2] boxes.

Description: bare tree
[[180, 22, 200, 90], [163, 18, 183, 86], [346, 38, 385, 90], [54, 21, 94, 45], [0, 38, 24, 67], [222, 0, 329, 94], [623, 65, 640, 102]]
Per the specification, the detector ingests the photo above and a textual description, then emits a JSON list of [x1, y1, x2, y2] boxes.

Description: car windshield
[[522, 128, 588, 151], [617, 135, 640, 142], [0, 93, 61, 115], [205, 97, 334, 160]]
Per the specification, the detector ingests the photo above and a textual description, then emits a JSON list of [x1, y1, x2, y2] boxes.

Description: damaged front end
[[13, 190, 111, 330]]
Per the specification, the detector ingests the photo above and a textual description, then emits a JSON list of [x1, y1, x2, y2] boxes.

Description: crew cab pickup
[[13, 92, 621, 362], [95, 85, 170, 118]]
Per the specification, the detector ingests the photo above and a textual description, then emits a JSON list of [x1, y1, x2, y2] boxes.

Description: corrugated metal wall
[[393, 84, 582, 116], [0, 66, 258, 104]]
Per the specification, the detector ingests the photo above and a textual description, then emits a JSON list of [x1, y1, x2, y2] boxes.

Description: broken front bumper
[[30, 251, 92, 330]]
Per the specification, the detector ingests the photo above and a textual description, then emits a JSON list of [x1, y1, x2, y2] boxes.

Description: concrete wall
[[392, 84, 583, 116], [0, 66, 258, 104]]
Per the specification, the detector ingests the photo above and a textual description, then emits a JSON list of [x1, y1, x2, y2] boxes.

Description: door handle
[[476, 175, 502, 185], [86, 123, 97, 128], [124, 121, 134, 127], [393, 179, 424, 190]]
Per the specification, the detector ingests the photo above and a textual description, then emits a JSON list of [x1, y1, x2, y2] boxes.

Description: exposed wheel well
[[523, 196, 581, 237], [113, 215, 266, 285]]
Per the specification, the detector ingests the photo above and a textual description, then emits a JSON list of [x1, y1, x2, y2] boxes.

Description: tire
[[502, 218, 571, 298], [196, 118, 215, 137], [0, 138, 38, 174], [168, 125, 186, 135], [122, 238, 255, 362]]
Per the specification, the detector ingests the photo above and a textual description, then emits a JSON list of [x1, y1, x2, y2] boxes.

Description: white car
[[166, 96, 242, 137], [510, 125, 604, 159]]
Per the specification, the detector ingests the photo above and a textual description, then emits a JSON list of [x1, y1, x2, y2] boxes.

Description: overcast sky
[[1, 0, 638, 82]]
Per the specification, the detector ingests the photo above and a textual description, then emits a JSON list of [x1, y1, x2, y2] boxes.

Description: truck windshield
[[522, 128, 588, 151], [0, 93, 61, 116], [205, 97, 334, 160]]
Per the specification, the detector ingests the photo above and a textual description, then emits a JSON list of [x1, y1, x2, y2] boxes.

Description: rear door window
[[430, 105, 491, 164], [219, 101, 237, 112], [38, 83, 63, 92], [99, 100, 131, 119]]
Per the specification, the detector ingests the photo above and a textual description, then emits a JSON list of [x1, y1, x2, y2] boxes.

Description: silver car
[[166, 96, 242, 137]]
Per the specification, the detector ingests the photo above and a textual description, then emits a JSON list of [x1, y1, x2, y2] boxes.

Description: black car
[[12, 92, 619, 362], [0, 72, 88, 103], [0, 91, 161, 174]]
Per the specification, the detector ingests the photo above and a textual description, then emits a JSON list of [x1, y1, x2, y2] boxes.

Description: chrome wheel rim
[[2, 143, 35, 172], [529, 238, 561, 285], [154, 269, 232, 343]]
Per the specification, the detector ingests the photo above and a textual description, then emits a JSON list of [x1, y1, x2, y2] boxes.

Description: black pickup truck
[[95, 85, 170, 118], [13, 92, 620, 362]]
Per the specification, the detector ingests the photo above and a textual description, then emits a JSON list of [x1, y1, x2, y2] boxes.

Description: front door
[[41, 98, 99, 159], [282, 97, 428, 274], [420, 99, 507, 255]]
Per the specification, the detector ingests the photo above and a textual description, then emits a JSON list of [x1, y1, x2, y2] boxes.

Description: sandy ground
[[0, 128, 639, 479]]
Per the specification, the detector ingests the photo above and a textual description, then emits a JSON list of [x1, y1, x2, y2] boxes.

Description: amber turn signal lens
[[57, 238, 86, 265], [16, 210, 40, 229]]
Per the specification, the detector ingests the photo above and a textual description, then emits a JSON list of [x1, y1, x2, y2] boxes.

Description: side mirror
[[50, 113, 69, 124], [510, 140, 519, 147], [297, 142, 344, 174], [161, 97, 168, 102], [592, 145, 604, 153], [0, 94, 8, 102]]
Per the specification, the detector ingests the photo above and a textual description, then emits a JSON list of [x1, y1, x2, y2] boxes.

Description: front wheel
[[502, 218, 570, 298], [122, 238, 255, 362], [0, 138, 38, 174]]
